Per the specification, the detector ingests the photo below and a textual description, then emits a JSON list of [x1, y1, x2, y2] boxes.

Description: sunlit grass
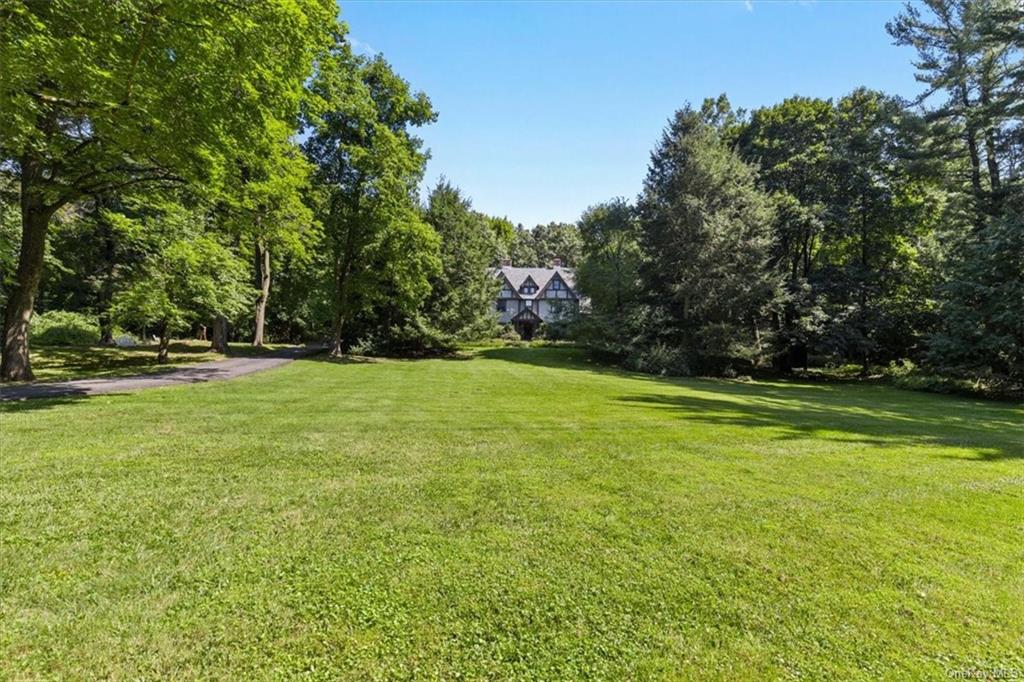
[[1, 346, 1020, 679]]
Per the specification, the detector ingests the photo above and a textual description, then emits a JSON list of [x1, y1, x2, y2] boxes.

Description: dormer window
[[549, 279, 563, 290], [519, 278, 538, 295]]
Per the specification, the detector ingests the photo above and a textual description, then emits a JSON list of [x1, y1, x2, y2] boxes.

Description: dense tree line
[[507, 221, 582, 268], [0, 2, 513, 379], [1, 0, 1019, 396], [574, 0, 1022, 393]]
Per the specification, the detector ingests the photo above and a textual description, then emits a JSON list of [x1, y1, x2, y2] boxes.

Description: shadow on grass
[[305, 351, 474, 365], [479, 346, 1023, 461], [0, 347, 319, 409], [0, 391, 119, 413]]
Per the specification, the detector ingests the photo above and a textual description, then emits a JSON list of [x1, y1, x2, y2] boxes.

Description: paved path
[[0, 347, 322, 402]]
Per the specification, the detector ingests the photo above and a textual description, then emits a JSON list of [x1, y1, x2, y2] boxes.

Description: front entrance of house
[[512, 308, 542, 341]]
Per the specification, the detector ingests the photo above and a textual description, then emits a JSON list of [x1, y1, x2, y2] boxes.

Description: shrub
[[31, 310, 100, 346], [886, 361, 1022, 401], [538, 319, 574, 341], [498, 325, 523, 344], [625, 342, 690, 376], [351, 317, 456, 358]]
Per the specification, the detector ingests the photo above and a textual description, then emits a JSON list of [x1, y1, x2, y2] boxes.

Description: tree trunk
[[965, 127, 985, 202], [329, 235, 355, 358], [983, 127, 1001, 194], [859, 195, 870, 378], [1, 159, 55, 382], [252, 240, 271, 346], [957, 82, 986, 226], [329, 312, 344, 357], [210, 315, 228, 353], [98, 314, 116, 346], [156, 321, 170, 363], [97, 201, 117, 346], [978, 63, 1002, 198]]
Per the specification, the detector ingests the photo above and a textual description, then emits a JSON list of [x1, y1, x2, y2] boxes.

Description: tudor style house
[[493, 258, 580, 339]]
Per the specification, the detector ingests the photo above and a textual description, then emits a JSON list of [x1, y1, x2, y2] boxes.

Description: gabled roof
[[511, 307, 542, 322], [494, 266, 577, 301]]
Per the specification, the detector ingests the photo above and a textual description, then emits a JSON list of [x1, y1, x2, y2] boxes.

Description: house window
[[496, 300, 506, 312], [525, 300, 533, 309], [550, 279, 562, 290], [520, 284, 536, 295]]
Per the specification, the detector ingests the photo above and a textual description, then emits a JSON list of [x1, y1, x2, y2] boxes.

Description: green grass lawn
[[1, 347, 1021, 679], [18, 341, 293, 383]]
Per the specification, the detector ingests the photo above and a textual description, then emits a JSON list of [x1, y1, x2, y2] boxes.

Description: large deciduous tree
[[576, 198, 641, 316], [736, 96, 834, 369], [507, 222, 583, 267], [303, 37, 439, 356], [819, 90, 939, 373], [220, 132, 316, 347], [0, 0, 333, 380], [111, 200, 253, 363]]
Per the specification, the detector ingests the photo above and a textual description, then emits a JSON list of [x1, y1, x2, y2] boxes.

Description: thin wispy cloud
[[350, 36, 378, 56], [744, 0, 754, 12]]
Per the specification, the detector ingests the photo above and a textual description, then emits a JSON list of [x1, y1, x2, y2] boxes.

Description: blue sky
[[339, 1, 924, 228]]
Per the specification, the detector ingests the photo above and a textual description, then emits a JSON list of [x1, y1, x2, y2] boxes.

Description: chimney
[[500, 258, 511, 267], [551, 257, 562, 268]]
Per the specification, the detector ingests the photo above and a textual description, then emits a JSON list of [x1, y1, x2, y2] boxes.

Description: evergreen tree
[[637, 106, 782, 371], [929, 193, 1023, 386], [422, 180, 502, 340], [888, 0, 1023, 217], [890, 0, 1023, 386]]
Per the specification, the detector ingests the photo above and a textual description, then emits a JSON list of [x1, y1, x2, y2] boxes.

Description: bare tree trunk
[[329, 238, 354, 358], [859, 198, 870, 378], [1, 157, 55, 382], [965, 128, 985, 203], [98, 316, 116, 346], [156, 321, 170, 363], [983, 128, 1001, 194], [979, 61, 1002, 198], [329, 312, 344, 357], [210, 315, 228, 354], [97, 199, 117, 346], [957, 80, 986, 224], [253, 240, 271, 346]]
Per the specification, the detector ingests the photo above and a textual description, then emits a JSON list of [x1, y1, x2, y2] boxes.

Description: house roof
[[494, 266, 577, 300], [511, 307, 542, 322]]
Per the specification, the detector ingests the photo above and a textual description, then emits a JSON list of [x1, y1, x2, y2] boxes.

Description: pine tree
[[422, 181, 502, 340], [636, 106, 782, 371]]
